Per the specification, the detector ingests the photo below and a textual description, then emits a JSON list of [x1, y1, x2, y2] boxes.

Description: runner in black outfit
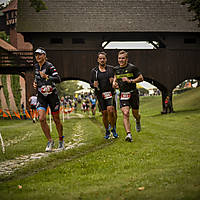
[[33, 47, 64, 152], [113, 50, 144, 142], [90, 52, 118, 139]]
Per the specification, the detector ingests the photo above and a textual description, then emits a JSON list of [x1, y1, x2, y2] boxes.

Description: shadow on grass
[[149, 108, 200, 118]]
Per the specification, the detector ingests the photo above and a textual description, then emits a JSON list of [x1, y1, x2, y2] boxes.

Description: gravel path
[[0, 114, 86, 176]]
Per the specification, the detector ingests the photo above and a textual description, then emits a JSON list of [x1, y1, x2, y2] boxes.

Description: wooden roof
[[0, 38, 17, 51], [17, 0, 199, 33], [2, 0, 17, 13]]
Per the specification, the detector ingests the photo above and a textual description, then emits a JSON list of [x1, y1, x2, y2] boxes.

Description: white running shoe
[[45, 140, 54, 152], [58, 140, 65, 150], [125, 133, 132, 142]]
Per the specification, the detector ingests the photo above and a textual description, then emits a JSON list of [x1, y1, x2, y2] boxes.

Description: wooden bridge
[[1, 0, 200, 112]]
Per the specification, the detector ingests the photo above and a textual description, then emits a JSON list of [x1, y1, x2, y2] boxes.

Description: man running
[[113, 50, 144, 142], [33, 47, 64, 152], [90, 95, 97, 116], [90, 52, 118, 139], [29, 94, 37, 123]]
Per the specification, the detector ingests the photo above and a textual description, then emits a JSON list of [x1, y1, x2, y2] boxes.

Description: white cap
[[35, 48, 46, 55]]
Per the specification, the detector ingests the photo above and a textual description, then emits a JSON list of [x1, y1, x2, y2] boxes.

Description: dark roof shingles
[[17, 0, 199, 32]]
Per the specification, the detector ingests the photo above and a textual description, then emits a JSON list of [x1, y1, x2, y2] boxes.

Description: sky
[[103, 41, 154, 50], [0, 0, 9, 5]]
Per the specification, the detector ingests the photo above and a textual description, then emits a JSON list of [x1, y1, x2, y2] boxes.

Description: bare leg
[[38, 109, 52, 141], [121, 106, 131, 133], [107, 105, 116, 129], [52, 113, 63, 138], [132, 109, 141, 132], [102, 110, 109, 129], [132, 109, 140, 122]]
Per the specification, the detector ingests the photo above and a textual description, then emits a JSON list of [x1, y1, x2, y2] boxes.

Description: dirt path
[[0, 123, 85, 176]]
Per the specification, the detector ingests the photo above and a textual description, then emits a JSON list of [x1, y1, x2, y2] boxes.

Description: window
[[50, 38, 63, 44], [184, 38, 196, 44], [72, 38, 85, 44]]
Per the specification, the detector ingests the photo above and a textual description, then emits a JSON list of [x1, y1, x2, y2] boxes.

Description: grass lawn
[[0, 87, 200, 200]]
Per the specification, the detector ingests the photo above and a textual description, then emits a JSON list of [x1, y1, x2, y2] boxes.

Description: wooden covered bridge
[[1, 0, 200, 111]]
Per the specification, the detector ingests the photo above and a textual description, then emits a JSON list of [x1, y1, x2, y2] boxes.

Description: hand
[[33, 81, 37, 89], [113, 81, 119, 88], [122, 77, 130, 82], [94, 81, 99, 88], [40, 71, 48, 79]]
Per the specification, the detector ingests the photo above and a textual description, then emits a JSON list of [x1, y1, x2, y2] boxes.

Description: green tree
[[0, 0, 46, 12], [0, 3, 4, 9], [0, 31, 10, 42], [29, 0, 47, 12], [56, 80, 83, 97], [181, 0, 200, 26]]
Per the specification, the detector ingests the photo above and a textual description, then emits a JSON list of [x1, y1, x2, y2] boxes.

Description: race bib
[[102, 91, 112, 99], [120, 92, 131, 100], [41, 85, 53, 96]]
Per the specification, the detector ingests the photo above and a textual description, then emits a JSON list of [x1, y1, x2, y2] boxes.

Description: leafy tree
[[29, 0, 47, 12], [0, 31, 10, 42], [181, 0, 200, 26], [0, 3, 4, 9], [56, 80, 83, 97]]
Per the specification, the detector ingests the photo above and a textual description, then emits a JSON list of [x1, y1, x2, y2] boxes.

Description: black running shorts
[[97, 94, 115, 111], [37, 91, 60, 114], [119, 90, 139, 109], [31, 105, 37, 110]]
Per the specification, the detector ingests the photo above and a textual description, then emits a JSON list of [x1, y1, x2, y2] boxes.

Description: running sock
[[59, 136, 64, 141]]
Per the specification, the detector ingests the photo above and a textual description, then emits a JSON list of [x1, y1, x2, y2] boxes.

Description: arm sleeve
[[48, 65, 61, 84]]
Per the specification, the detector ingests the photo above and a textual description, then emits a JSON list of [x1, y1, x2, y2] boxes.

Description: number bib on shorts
[[120, 92, 131, 100], [40, 85, 53, 96], [102, 91, 112, 99]]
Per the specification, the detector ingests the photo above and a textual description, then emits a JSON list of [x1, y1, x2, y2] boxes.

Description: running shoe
[[135, 120, 141, 132], [111, 127, 118, 138], [45, 140, 54, 152], [104, 130, 110, 139], [125, 133, 132, 142], [58, 140, 65, 150]]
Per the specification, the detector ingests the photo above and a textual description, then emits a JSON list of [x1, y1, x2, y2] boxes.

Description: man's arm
[[112, 75, 119, 88], [90, 69, 99, 89], [48, 65, 61, 83], [122, 74, 144, 84]]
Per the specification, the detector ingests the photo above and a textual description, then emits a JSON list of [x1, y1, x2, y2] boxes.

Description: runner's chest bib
[[120, 92, 131, 100], [102, 91, 112, 99], [39, 85, 53, 96]]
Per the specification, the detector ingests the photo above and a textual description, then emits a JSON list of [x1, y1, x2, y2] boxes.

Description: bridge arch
[[61, 77, 90, 85]]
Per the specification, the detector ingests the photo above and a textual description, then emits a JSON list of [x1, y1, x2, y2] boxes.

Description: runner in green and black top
[[113, 50, 144, 142], [90, 52, 118, 139], [33, 47, 64, 152]]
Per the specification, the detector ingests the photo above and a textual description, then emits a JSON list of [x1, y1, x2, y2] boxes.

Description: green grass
[[0, 87, 200, 200]]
